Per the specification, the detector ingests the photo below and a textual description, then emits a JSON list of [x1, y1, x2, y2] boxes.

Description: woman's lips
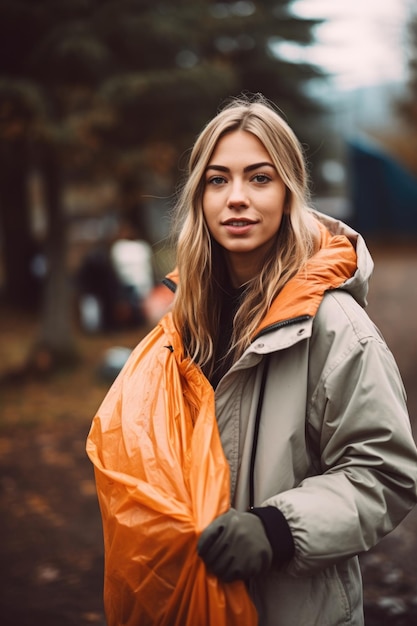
[[222, 219, 257, 235]]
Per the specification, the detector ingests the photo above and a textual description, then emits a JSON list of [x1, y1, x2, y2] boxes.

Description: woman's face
[[202, 130, 287, 287]]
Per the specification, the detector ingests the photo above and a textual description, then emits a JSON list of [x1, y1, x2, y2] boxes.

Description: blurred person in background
[[110, 218, 154, 310], [77, 218, 154, 332], [88, 95, 417, 626]]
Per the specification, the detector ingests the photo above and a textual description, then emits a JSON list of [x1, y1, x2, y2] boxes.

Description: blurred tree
[[396, 8, 417, 175], [400, 10, 417, 126], [0, 0, 324, 371], [0, 0, 109, 367], [0, 81, 45, 310], [94, 0, 323, 144]]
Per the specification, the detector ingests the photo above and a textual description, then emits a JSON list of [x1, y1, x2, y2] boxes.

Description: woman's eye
[[252, 174, 271, 183], [208, 176, 226, 185]]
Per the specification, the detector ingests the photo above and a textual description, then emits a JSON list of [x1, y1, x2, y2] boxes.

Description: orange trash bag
[[86, 313, 258, 626]]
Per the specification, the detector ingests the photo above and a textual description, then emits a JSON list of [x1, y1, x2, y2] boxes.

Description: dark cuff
[[251, 505, 295, 565]]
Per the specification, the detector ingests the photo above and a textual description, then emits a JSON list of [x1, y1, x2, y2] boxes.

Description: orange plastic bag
[[86, 313, 258, 626]]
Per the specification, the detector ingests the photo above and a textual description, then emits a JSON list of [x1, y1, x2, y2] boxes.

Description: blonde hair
[[172, 94, 320, 376]]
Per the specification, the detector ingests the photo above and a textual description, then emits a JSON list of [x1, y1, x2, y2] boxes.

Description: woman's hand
[[197, 509, 272, 582]]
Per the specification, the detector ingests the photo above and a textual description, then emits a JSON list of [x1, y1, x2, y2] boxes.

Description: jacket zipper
[[162, 277, 177, 293], [253, 314, 312, 341], [249, 355, 270, 510]]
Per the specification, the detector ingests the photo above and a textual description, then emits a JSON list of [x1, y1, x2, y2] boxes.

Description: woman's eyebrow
[[205, 162, 276, 173]]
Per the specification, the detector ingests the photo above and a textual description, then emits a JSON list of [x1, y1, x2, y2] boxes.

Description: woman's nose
[[227, 180, 249, 208]]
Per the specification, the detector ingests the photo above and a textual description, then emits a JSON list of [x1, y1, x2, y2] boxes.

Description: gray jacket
[[213, 212, 417, 625]]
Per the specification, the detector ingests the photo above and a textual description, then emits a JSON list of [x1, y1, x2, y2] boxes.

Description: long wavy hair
[[172, 94, 321, 376]]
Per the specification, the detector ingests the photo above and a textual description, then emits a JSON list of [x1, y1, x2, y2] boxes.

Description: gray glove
[[197, 509, 273, 582]]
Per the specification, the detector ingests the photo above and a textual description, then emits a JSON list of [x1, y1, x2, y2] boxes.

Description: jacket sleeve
[[266, 292, 417, 575]]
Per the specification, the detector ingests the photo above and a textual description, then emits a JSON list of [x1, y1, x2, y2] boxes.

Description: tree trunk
[[0, 140, 40, 309], [35, 144, 78, 369]]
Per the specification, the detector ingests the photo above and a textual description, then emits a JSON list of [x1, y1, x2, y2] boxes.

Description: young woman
[[88, 95, 417, 626]]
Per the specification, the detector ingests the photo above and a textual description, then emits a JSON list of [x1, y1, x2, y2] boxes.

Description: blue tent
[[347, 139, 417, 235]]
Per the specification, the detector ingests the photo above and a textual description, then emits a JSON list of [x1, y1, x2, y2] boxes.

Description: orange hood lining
[[255, 222, 357, 335]]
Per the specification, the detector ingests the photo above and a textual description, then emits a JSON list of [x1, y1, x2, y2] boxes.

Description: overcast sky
[[283, 0, 413, 90]]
